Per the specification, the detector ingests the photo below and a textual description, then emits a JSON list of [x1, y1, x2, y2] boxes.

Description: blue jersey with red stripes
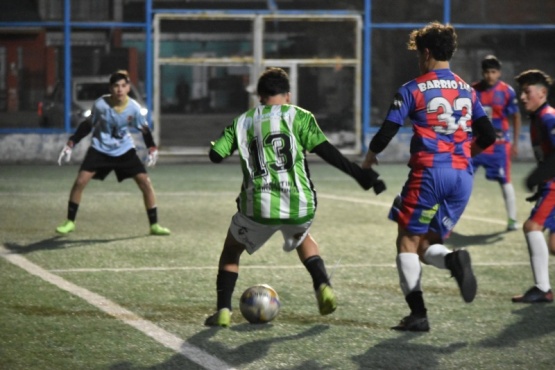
[[528, 102, 555, 230], [471, 80, 519, 146], [385, 68, 487, 171], [470, 80, 519, 183], [530, 102, 555, 161]]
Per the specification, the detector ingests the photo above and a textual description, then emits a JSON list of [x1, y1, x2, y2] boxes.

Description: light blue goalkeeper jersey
[[212, 104, 328, 225], [89, 95, 147, 156]]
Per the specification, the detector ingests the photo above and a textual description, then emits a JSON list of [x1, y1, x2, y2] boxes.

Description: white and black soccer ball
[[239, 284, 281, 324]]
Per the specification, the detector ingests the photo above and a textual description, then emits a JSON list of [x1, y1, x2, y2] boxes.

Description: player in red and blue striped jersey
[[362, 22, 496, 332], [512, 69, 555, 304], [471, 55, 522, 231]]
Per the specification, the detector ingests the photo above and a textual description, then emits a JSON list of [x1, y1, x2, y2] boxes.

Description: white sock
[[502, 183, 517, 222], [423, 244, 450, 269], [396, 253, 422, 296], [525, 231, 551, 292]]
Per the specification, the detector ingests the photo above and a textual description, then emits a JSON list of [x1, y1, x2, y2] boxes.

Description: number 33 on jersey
[[384, 69, 488, 169]]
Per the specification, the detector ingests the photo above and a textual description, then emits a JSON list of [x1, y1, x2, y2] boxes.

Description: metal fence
[[0, 0, 554, 157]]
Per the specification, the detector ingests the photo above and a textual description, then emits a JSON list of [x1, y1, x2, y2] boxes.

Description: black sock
[[303, 255, 330, 291], [147, 207, 157, 225], [67, 201, 79, 221], [405, 291, 427, 317], [216, 270, 238, 311]]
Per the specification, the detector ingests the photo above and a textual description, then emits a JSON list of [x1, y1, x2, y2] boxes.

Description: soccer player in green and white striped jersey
[[205, 67, 385, 327]]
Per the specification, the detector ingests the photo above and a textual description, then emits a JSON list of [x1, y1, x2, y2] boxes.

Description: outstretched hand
[[57, 143, 73, 166], [361, 151, 378, 169], [146, 147, 159, 167]]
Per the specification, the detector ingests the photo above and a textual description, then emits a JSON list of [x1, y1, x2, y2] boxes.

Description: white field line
[[0, 245, 236, 370], [0, 191, 238, 197], [48, 261, 530, 274], [0, 187, 515, 368]]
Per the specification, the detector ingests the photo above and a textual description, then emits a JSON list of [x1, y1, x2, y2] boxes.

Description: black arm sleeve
[[369, 120, 400, 154], [525, 152, 555, 191], [209, 148, 224, 163], [311, 141, 382, 191], [68, 120, 92, 145], [140, 126, 156, 148], [472, 116, 496, 150]]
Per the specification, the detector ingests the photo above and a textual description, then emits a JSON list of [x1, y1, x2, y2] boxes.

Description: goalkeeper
[[55, 70, 170, 236], [204, 67, 385, 327]]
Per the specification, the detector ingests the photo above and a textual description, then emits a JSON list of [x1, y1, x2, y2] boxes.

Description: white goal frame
[[153, 12, 362, 154]]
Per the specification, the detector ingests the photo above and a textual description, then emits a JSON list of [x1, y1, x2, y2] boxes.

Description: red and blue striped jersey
[[385, 68, 487, 170], [530, 102, 555, 162], [471, 80, 519, 142]]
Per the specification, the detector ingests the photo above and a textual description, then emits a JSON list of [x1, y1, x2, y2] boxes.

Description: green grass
[[1, 161, 554, 370]]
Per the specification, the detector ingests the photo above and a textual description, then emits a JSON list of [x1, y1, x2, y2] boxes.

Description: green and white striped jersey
[[212, 104, 328, 225]]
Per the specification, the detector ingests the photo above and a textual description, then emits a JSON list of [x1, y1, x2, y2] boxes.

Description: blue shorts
[[529, 180, 555, 232], [389, 167, 473, 239], [471, 141, 511, 184]]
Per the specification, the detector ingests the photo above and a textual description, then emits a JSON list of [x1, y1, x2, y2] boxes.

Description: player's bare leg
[[69, 170, 95, 204], [56, 170, 94, 234], [134, 173, 156, 209], [549, 233, 555, 256]]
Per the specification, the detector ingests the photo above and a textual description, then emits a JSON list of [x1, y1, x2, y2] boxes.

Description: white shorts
[[229, 212, 313, 254]]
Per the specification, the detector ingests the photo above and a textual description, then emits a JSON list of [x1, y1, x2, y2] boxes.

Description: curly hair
[[408, 22, 457, 61], [515, 69, 553, 88]]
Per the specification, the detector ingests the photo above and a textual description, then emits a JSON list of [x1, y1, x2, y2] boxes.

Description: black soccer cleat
[[512, 286, 554, 303], [445, 249, 477, 303], [391, 314, 430, 332]]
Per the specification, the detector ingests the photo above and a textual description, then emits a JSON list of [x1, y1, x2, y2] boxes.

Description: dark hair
[[109, 70, 130, 85], [408, 22, 457, 61], [481, 55, 501, 71], [515, 69, 553, 88], [257, 67, 290, 99]]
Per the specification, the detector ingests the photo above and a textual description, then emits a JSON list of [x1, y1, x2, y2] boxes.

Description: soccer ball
[[239, 284, 281, 324]]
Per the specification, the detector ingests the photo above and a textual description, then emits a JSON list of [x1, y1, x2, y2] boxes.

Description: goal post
[[153, 12, 362, 155]]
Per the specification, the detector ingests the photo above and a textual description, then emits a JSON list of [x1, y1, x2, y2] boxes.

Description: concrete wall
[[0, 134, 145, 164]]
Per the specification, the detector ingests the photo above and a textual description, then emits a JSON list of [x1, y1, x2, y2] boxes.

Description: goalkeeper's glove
[[146, 147, 159, 167], [57, 143, 73, 166]]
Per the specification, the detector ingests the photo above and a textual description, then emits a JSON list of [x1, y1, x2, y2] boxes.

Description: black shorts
[[80, 147, 146, 182]]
